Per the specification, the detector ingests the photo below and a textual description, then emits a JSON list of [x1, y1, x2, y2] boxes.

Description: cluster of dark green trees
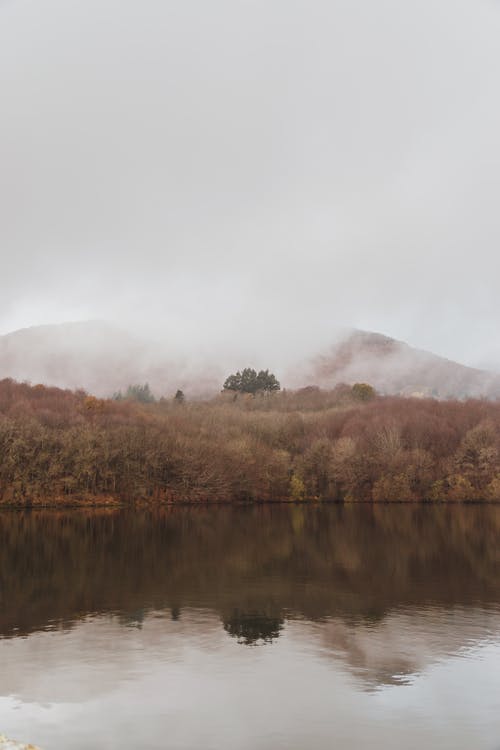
[[222, 368, 281, 394], [1, 377, 500, 505]]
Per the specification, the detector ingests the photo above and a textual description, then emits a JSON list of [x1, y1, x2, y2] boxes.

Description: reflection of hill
[[3, 607, 500, 705], [315, 607, 500, 689], [0, 612, 224, 704]]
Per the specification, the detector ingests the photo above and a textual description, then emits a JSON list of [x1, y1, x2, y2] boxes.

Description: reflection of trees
[[223, 609, 284, 644], [1, 505, 500, 643]]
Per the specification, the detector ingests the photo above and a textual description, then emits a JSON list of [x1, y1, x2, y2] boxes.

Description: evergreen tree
[[223, 368, 280, 394], [124, 383, 156, 403]]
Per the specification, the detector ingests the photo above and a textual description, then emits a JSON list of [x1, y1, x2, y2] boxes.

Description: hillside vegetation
[[1, 378, 500, 505]]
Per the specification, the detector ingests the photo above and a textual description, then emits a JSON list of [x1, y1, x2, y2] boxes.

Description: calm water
[[1, 504, 500, 749]]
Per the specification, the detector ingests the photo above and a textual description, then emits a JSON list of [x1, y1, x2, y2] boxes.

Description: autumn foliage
[[1, 377, 500, 505]]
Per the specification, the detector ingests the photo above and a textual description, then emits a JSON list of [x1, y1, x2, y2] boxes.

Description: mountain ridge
[[1, 321, 500, 400]]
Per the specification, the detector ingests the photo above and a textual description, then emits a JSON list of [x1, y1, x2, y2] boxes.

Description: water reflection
[[1, 505, 500, 749], [223, 609, 284, 644], [2, 504, 500, 644]]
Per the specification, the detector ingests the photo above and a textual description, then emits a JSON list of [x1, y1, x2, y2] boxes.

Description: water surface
[[1, 504, 500, 749]]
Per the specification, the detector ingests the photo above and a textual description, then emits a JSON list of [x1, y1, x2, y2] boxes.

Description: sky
[[1, 0, 500, 369]]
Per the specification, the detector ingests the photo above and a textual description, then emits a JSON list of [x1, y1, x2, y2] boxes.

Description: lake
[[1, 504, 500, 749]]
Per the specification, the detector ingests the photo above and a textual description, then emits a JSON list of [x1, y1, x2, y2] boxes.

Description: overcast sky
[[1, 0, 500, 368]]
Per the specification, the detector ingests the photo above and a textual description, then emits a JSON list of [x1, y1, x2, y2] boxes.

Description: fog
[[1, 0, 500, 370]]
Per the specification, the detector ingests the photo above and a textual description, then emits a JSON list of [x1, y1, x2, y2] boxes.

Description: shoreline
[[1, 497, 499, 510]]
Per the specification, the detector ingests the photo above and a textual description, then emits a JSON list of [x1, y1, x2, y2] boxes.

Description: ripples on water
[[1, 504, 500, 749]]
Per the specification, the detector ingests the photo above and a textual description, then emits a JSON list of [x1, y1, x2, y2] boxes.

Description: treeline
[[1, 378, 500, 505]]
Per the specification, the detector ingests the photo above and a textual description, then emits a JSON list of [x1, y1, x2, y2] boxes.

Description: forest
[[1, 377, 500, 505]]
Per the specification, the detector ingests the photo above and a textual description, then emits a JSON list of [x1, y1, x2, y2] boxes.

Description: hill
[[296, 330, 500, 399], [1, 322, 500, 400], [0, 321, 221, 398]]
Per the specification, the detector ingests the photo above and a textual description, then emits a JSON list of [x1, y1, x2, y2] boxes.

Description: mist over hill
[[296, 330, 500, 399], [0, 321, 221, 398], [1, 321, 500, 400]]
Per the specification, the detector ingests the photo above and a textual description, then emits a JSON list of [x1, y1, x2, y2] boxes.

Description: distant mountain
[[0, 321, 220, 398], [296, 330, 500, 399], [1, 322, 500, 400]]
